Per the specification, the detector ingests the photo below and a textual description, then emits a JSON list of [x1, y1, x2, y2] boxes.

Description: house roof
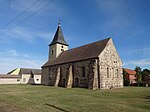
[[7, 68, 41, 75], [0, 74, 21, 78], [19, 68, 41, 75], [7, 68, 20, 75], [123, 68, 136, 75], [49, 23, 68, 46], [42, 38, 111, 67]]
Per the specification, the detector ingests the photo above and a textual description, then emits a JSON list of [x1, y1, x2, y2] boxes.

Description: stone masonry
[[41, 23, 123, 90]]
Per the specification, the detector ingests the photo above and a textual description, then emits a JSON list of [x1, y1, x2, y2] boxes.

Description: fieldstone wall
[[48, 66, 57, 86], [66, 64, 73, 88], [88, 59, 99, 90], [41, 67, 49, 85], [42, 38, 123, 90], [45, 59, 98, 89], [99, 39, 123, 89], [72, 60, 91, 88], [54, 66, 60, 87]]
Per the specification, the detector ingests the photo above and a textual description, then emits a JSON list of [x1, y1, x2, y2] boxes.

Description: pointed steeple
[[49, 22, 68, 46]]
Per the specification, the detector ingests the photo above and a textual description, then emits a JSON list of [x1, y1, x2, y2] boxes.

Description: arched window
[[112, 68, 114, 78], [51, 50, 53, 55], [117, 69, 119, 78], [81, 66, 86, 77], [107, 67, 109, 78]]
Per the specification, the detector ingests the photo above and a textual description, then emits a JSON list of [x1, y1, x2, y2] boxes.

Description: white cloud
[[96, 0, 136, 36], [10, 0, 48, 13], [123, 58, 150, 69], [0, 57, 44, 74], [9, 0, 66, 16], [1, 27, 52, 43], [0, 50, 18, 57], [134, 48, 150, 56], [7, 50, 18, 56], [0, 50, 46, 74], [123, 47, 150, 59]]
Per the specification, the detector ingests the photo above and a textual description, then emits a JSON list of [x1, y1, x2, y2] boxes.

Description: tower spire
[[48, 22, 69, 60], [49, 22, 68, 46]]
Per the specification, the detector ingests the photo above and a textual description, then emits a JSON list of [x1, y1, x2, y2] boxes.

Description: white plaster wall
[[21, 74, 31, 84], [21, 74, 41, 84], [0, 78, 20, 84], [49, 43, 68, 60], [34, 75, 41, 84]]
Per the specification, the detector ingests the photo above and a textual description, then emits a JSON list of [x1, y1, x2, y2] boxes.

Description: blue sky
[[0, 0, 149, 73]]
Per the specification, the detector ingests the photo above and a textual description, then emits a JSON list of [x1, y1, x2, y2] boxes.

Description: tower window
[[61, 49, 64, 51], [61, 46, 63, 48], [51, 50, 53, 55]]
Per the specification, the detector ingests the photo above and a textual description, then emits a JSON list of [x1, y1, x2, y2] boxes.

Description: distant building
[[0, 68, 41, 84], [0, 74, 21, 84], [143, 75, 150, 86], [41, 23, 123, 90], [123, 68, 137, 84]]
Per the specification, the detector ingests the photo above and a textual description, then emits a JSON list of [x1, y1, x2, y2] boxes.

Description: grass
[[0, 85, 149, 112]]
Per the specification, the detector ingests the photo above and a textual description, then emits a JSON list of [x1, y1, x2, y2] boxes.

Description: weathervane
[[58, 19, 61, 26]]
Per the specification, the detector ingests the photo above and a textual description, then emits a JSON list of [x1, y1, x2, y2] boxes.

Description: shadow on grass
[[45, 103, 70, 112]]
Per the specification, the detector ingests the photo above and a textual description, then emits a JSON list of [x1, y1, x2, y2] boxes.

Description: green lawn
[[0, 85, 149, 112]]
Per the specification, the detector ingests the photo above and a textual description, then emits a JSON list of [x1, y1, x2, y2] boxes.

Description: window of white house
[[37, 79, 39, 81]]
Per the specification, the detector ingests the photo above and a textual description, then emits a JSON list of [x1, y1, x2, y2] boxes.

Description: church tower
[[49, 23, 69, 61]]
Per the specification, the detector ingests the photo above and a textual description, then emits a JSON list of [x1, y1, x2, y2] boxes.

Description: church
[[41, 23, 123, 90]]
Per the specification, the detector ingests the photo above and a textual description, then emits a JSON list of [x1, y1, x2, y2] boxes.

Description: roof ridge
[[63, 37, 111, 53], [49, 24, 68, 46], [20, 68, 41, 70], [123, 68, 135, 71], [42, 37, 111, 67]]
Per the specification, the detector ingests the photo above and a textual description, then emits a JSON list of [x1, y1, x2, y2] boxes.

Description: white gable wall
[[21, 74, 41, 84]]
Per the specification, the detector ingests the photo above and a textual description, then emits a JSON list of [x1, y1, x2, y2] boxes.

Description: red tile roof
[[123, 68, 136, 75], [42, 38, 110, 67]]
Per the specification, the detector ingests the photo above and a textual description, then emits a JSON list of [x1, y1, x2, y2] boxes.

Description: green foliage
[[134, 67, 150, 86], [0, 85, 150, 112], [141, 69, 150, 76], [123, 70, 130, 86], [134, 66, 142, 86]]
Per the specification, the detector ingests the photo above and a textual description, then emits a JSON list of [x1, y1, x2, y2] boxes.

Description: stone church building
[[41, 23, 123, 90]]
